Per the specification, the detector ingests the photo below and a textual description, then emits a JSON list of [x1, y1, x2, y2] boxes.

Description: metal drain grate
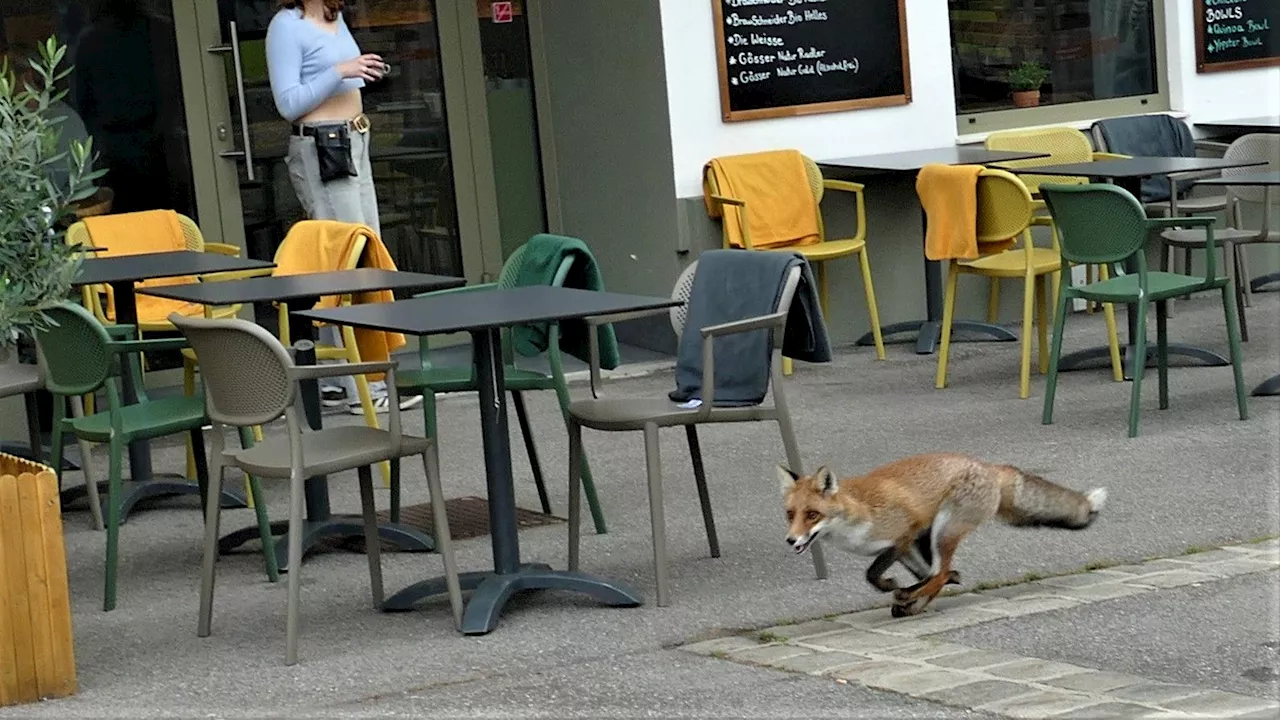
[[324, 496, 564, 553]]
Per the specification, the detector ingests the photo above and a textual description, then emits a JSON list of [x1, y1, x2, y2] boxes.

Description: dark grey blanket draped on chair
[[669, 249, 832, 407]]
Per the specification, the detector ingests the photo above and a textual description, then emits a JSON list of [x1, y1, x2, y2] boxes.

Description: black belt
[[293, 113, 370, 137]]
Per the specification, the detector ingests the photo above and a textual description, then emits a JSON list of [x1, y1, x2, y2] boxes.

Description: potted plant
[[0, 36, 103, 361], [1007, 61, 1049, 108]]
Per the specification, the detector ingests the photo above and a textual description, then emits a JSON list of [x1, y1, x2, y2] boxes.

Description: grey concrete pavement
[[1, 291, 1277, 718]]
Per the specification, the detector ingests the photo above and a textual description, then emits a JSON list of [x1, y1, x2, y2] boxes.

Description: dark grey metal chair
[[1, 354, 103, 529], [565, 261, 828, 607], [168, 313, 463, 666]]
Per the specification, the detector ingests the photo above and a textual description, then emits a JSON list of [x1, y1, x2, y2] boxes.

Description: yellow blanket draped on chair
[[703, 150, 821, 249], [273, 220, 407, 370]]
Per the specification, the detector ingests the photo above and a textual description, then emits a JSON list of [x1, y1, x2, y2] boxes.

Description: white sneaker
[[349, 393, 424, 415], [321, 386, 348, 407]]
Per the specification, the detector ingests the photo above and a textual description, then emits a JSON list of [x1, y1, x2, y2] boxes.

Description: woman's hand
[[336, 54, 386, 82]]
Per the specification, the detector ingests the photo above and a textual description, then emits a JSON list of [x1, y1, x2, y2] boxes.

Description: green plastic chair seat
[[69, 395, 208, 443], [396, 365, 555, 393], [1074, 271, 1225, 303]]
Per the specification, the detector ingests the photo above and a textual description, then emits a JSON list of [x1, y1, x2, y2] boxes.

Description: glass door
[[190, 0, 486, 283]]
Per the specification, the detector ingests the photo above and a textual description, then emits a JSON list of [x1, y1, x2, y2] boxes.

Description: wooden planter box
[[0, 453, 77, 706]]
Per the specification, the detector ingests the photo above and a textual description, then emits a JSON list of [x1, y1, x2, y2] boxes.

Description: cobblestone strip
[[681, 539, 1280, 719]]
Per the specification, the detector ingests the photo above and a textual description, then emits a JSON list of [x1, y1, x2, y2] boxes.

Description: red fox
[[779, 453, 1106, 617]]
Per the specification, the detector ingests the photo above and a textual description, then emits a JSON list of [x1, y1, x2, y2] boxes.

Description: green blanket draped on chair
[[512, 233, 622, 370]]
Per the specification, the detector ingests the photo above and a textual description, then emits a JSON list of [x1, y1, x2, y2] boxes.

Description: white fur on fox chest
[[820, 516, 894, 556]]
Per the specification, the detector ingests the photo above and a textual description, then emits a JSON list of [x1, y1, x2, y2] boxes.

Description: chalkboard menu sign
[[1195, 0, 1279, 72], [711, 0, 912, 122]]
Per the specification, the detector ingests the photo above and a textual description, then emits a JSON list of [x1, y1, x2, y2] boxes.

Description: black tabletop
[[1194, 116, 1280, 132], [819, 147, 1050, 172], [1006, 156, 1267, 179], [135, 268, 465, 305], [73, 251, 276, 287], [295, 286, 681, 336], [1193, 170, 1280, 187]]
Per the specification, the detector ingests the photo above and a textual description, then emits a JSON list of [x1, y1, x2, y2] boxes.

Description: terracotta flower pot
[[1012, 90, 1041, 108]]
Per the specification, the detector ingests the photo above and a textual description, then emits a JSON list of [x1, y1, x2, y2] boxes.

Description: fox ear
[[777, 464, 800, 495], [814, 466, 838, 497]]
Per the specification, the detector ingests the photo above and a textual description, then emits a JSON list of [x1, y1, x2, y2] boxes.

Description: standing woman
[[266, 0, 412, 411]]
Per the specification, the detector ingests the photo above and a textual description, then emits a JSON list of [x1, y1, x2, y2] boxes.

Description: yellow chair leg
[[857, 250, 886, 360], [935, 265, 960, 389], [1019, 272, 1035, 399], [987, 278, 1000, 324], [1036, 276, 1050, 375], [1098, 264, 1124, 382], [184, 359, 197, 481], [342, 326, 392, 486]]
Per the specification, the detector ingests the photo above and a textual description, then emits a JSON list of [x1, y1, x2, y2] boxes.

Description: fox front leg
[[865, 547, 901, 592]]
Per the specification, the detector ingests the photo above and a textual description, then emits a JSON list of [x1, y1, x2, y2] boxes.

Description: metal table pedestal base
[[381, 563, 644, 635]]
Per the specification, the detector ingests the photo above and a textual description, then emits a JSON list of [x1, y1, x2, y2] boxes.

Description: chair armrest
[[1148, 215, 1216, 229], [104, 324, 137, 340], [202, 243, 241, 257], [822, 179, 865, 194], [700, 311, 787, 338], [291, 360, 396, 381], [1092, 152, 1130, 161], [585, 306, 675, 327], [709, 193, 745, 207], [1165, 168, 1224, 182], [413, 282, 493, 299], [107, 337, 190, 354], [1194, 140, 1230, 154]]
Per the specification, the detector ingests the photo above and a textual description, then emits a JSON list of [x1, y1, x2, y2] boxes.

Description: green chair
[[394, 239, 610, 534], [1039, 184, 1248, 438], [36, 303, 277, 611]]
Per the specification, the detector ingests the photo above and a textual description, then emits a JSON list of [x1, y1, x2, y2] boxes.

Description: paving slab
[[936, 570, 1280, 699]]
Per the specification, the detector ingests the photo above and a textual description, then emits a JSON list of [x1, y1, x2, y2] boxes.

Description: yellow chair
[[704, 152, 886, 373], [65, 215, 272, 491], [935, 169, 1123, 399], [273, 226, 391, 485], [984, 126, 1129, 317]]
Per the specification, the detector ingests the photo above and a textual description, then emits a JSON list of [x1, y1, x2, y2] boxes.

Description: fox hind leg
[[904, 522, 962, 587], [893, 527, 971, 617]]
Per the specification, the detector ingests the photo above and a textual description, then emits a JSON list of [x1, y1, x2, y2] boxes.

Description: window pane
[[950, 0, 1158, 115]]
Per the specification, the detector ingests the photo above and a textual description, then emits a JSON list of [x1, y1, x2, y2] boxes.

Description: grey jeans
[[286, 126, 385, 398]]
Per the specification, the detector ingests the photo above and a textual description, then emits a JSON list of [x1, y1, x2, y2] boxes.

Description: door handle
[[208, 21, 256, 181]]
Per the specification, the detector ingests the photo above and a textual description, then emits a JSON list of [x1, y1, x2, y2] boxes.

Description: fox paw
[[946, 570, 962, 586]]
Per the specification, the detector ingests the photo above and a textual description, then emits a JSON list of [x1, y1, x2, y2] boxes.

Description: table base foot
[[1252, 374, 1280, 397], [382, 563, 644, 634], [220, 517, 435, 573], [1248, 272, 1279, 294], [59, 476, 247, 524], [857, 319, 1017, 355], [1057, 342, 1230, 381]]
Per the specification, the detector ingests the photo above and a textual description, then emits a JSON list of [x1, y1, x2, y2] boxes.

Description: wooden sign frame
[[1194, 0, 1280, 73], [711, 0, 912, 122]]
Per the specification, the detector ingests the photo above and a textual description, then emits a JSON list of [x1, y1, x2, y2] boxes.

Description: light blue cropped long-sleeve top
[[264, 9, 366, 123]]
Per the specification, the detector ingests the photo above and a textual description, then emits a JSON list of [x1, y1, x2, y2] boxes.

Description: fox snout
[[786, 532, 814, 554]]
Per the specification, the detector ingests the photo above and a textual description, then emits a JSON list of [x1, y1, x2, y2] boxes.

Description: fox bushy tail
[[997, 467, 1107, 530]]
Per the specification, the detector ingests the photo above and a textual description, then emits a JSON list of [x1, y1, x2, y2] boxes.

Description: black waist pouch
[[311, 124, 358, 183]]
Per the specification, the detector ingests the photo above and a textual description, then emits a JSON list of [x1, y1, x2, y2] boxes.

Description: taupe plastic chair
[[1159, 133, 1280, 337], [565, 260, 828, 607], [168, 313, 463, 666], [1, 354, 103, 530]]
